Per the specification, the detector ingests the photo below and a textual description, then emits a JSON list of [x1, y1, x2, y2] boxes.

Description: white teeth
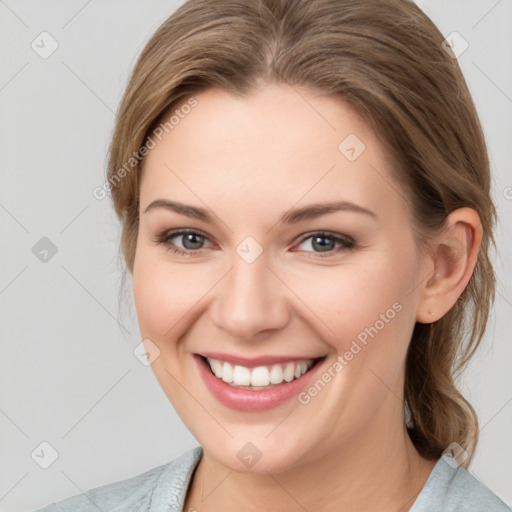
[[269, 364, 283, 384], [251, 366, 270, 386], [206, 357, 315, 388], [221, 361, 233, 383], [283, 362, 296, 382], [210, 359, 223, 378], [233, 365, 251, 385]]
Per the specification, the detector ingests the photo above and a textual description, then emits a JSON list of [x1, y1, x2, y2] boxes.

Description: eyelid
[[292, 231, 355, 256], [295, 230, 355, 246], [153, 228, 214, 253], [154, 228, 356, 257]]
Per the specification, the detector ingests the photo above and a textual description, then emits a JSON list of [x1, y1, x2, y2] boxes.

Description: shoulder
[[411, 455, 510, 511], [33, 445, 203, 512]]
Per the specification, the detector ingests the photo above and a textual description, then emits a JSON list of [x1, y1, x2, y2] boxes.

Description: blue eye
[[154, 229, 356, 258], [294, 232, 355, 257], [154, 229, 211, 256]]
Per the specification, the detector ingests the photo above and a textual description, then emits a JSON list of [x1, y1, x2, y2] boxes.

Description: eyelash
[[153, 229, 356, 258]]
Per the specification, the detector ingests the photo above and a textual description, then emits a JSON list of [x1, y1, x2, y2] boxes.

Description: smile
[[195, 353, 327, 412], [205, 356, 315, 388]]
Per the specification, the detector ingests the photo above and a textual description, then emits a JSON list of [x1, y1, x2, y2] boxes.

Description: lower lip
[[194, 354, 325, 412]]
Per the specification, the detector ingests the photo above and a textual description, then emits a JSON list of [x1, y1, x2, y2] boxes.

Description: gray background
[[0, 1, 510, 510]]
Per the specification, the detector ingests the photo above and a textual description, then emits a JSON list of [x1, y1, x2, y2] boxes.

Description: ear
[[416, 207, 483, 324]]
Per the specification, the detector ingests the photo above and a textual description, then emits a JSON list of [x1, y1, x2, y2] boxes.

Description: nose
[[210, 252, 290, 341]]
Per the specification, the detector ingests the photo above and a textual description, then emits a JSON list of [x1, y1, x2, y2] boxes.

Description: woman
[[36, 0, 510, 510]]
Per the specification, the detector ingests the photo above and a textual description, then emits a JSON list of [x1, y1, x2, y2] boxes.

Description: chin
[[199, 433, 315, 475]]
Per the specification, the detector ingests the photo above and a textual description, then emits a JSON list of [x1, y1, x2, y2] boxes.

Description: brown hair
[[106, 0, 496, 467]]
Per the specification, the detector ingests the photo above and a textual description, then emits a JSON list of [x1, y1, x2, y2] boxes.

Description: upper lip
[[197, 351, 325, 368]]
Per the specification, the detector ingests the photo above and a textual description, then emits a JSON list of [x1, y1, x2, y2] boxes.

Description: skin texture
[[132, 83, 482, 511]]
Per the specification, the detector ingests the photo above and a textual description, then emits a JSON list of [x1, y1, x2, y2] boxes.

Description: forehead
[[139, 84, 407, 224]]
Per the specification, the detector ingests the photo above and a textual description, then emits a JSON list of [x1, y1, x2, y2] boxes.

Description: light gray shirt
[[34, 446, 510, 511]]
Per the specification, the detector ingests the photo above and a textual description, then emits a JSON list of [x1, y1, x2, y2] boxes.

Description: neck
[[184, 408, 437, 512]]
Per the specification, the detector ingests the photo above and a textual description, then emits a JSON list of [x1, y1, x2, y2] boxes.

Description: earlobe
[[416, 208, 482, 324]]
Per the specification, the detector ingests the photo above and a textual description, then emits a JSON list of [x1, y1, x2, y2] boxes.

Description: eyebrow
[[143, 199, 377, 224]]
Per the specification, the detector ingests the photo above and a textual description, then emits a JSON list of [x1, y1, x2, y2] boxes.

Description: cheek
[[132, 248, 207, 348], [285, 249, 417, 361], [291, 264, 405, 340]]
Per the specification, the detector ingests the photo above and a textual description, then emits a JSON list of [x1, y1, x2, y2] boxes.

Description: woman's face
[[133, 83, 429, 473]]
